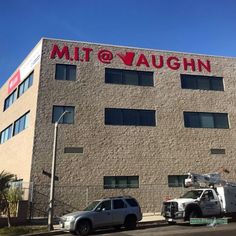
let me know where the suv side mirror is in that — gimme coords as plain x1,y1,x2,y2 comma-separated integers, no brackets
196,197,200,202
95,207,102,212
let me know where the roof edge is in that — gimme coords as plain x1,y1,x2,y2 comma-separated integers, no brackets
41,37,236,60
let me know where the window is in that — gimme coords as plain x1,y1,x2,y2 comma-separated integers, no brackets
181,74,224,91
168,175,188,187
0,124,13,144
184,112,229,129
125,198,139,207
52,106,75,124
55,64,76,81
105,108,156,126
0,112,30,144
96,200,111,211
202,190,215,200
18,72,33,97
4,90,17,111
113,199,127,209
104,176,139,189
13,112,29,136
3,72,33,111
9,180,23,189
105,68,154,86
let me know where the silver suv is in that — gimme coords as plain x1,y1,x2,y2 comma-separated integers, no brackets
59,196,142,236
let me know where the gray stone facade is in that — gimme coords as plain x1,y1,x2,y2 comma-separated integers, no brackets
1,38,236,215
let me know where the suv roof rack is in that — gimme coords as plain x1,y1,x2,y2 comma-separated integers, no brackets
103,195,133,199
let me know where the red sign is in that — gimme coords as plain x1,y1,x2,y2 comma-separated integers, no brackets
8,70,21,94
50,44,211,73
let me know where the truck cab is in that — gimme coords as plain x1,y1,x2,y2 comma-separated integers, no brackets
162,188,222,223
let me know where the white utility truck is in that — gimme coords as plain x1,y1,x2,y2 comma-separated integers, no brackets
162,172,236,223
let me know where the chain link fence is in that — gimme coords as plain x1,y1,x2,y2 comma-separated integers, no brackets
30,183,187,218
0,182,187,219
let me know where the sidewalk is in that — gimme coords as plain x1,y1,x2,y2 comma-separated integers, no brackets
140,212,165,223
24,213,165,235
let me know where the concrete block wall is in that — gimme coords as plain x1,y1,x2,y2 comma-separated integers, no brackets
2,38,236,215
30,39,236,215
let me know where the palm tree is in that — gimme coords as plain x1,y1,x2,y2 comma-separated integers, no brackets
0,170,15,227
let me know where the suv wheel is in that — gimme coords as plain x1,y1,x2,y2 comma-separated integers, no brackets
114,225,122,230
124,215,137,229
75,220,91,236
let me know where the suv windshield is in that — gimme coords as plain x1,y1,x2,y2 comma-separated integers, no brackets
180,190,203,199
83,201,100,211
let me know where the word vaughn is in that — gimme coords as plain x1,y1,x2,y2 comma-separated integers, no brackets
50,44,211,73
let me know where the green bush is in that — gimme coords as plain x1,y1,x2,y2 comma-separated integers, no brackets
7,188,24,217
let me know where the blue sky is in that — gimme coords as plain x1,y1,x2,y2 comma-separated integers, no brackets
1,0,236,88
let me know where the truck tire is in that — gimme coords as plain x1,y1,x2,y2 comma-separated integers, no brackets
167,221,176,225
124,215,137,229
75,220,91,236
189,209,201,219
114,225,122,230
185,204,202,221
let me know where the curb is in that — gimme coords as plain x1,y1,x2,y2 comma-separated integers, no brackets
23,230,64,236
138,220,166,226
24,220,166,236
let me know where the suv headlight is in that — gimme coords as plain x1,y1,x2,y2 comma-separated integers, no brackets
66,216,76,221
178,203,186,211
180,203,186,210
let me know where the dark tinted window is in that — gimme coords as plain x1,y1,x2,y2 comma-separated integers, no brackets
214,113,229,128
4,90,17,111
125,198,139,207
13,112,29,136
104,176,139,189
55,64,76,81
3,72,33,111
96,200,111,211
113,199,126,209
202,190,214,200
105,68,154,86
181,74,224,91
123,109,139,125
0,124,13,144
52,106,75,124
139,71,154,86
168,175,188,187
105,69,122,84
105,108,156,126
18,72,34,97
0,112,30,143
123,70,139,85
184,112,229,129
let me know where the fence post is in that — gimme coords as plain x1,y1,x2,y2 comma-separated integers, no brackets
28,182,34,221
86,186,89,206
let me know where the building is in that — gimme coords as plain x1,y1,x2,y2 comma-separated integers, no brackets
0,38,236,215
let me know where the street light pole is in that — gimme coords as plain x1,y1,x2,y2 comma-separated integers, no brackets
48,110,69,231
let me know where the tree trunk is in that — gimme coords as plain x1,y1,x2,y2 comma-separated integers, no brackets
3,193,11,227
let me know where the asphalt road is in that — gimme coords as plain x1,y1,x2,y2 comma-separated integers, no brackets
59,222,236,236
